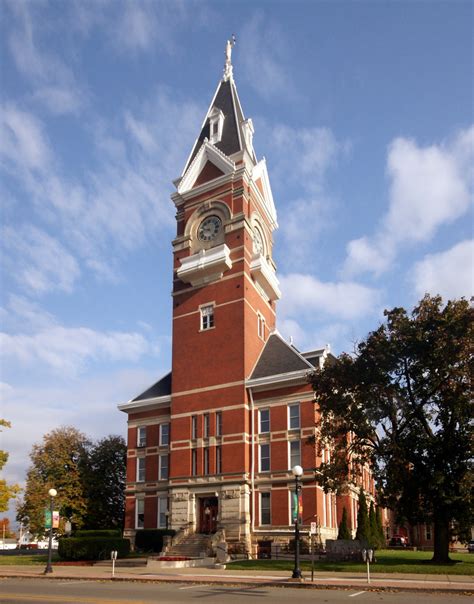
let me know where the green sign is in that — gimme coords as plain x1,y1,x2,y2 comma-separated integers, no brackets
44,509,52,529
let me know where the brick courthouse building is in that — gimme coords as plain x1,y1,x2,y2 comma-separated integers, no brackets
119,42,368,555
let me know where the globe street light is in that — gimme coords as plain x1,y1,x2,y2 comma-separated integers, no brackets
44,488,57,574
291,465,303,580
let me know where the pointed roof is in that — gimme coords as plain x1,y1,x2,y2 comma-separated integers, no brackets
250,333,314,380
131,371,172,402
181,78,254,176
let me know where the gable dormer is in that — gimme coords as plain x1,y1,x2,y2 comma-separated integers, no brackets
208,107,225,145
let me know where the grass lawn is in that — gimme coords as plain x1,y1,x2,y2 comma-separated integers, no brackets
226,550,474,575
0,553,60,566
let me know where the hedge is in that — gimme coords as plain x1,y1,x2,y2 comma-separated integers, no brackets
74,529,122,538
58,537,130,561
135,529,176,553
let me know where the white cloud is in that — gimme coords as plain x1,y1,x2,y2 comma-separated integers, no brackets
411,240,474,301
6,1,85,114
1,225,80,294
279,273,380,321
0,104,52,172
239,13,296,102
125,112,157,152
344,127,473,277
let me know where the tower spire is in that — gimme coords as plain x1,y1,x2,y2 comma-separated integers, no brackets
223,35,236,81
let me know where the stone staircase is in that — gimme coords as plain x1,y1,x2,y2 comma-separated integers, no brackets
165,532,211,558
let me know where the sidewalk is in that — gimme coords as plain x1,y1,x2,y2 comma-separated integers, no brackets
0,563,473,594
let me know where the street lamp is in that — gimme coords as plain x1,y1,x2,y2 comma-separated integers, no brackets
44,488,57,574
291,465,303,579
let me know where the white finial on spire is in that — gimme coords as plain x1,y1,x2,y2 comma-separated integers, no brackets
223,35,236,81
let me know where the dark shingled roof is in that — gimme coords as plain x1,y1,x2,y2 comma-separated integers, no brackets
184,80,242,172
250,334,313,380
132,372,172,402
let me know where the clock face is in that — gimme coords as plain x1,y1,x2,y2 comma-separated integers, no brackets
198,215,222,242
253,227,265,255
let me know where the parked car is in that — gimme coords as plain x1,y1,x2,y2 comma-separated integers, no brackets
389,536,409,547
468,540,474,553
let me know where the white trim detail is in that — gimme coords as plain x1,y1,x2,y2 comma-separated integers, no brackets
251,159,278,228
177,243,232,287
250,254,281,301
177,140,235,195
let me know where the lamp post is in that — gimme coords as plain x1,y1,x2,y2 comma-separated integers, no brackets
291,465,303,579
44,488,57,574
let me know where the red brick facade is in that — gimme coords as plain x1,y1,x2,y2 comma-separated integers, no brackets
119,57,369,555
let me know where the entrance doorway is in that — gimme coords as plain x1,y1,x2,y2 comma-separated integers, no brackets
199,497,218,534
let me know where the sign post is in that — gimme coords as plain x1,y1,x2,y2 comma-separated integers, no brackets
362,548,373,584
310,521,317,581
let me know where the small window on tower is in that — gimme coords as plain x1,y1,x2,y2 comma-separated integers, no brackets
200,305,215,330
257,313,266,340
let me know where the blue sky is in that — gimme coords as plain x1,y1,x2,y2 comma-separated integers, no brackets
1,0,472,523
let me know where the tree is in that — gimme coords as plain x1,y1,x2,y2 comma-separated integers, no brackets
17,426,90,535
83,435,126,529
337,506,351,540
0,420,21,512
355,489,370,543
0,517,15,538
310,295,473,563
368,502,385,549
376,506,386,548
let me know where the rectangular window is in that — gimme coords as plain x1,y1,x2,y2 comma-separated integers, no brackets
216,446,222,474
137,426,146,448
288,403,300,430
425,524,432,541
157,496,168,529
204,413,210,438
191,415,198,439
216,412,222,437
159,454,168,480
259,443,270,472
159,423,169,447
191,449,197,476
204,448,209,475
136,498,145,529
260,492,271,525
259,408,270,433
258,314,266,340
137,457,145,482
200,305,214,330
289,440,301,469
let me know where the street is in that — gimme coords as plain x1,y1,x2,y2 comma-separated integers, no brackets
0,579,472,604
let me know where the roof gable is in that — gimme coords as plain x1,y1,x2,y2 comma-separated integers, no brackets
250,333,313,380
132,371,172,402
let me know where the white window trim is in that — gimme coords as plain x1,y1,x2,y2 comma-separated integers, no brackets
191,415,198,439
216,445,222,474
159,423,169,447
259,408,270,434
216,412,222,437
204,414,210,438
209,107,224,144
260,491,271,526
159,454,168,480
259,443,270,473
135,498,145,529
288,403,300,430
157,496,168,529
200,304,215,331
137,426,146,448
257,312,266,340
136,457,145,482
288,440,301,470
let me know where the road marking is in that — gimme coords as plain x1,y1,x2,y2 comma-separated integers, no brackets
349,591,366,598
179,585,199,590
0,594,149,604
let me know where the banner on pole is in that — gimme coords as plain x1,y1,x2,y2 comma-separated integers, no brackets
44,510,52,529
52,511,60,529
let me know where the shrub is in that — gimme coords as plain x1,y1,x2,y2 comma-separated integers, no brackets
58,537,130,561
134,529,175,553
74,529,122,538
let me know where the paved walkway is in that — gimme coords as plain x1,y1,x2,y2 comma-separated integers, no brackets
0,563,473,594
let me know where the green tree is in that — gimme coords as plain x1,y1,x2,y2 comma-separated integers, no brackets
83,435,126,529
355,489,370,543
310,295,473,562
17,426,90,535
376,506,386,548
0,420,21,512
368,502,384,548
337,506,351,540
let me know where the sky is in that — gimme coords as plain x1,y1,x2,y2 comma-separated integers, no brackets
1,0,472,525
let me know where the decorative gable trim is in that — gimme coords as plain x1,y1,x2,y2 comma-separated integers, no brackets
251,159,278,228
177,141,235,195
